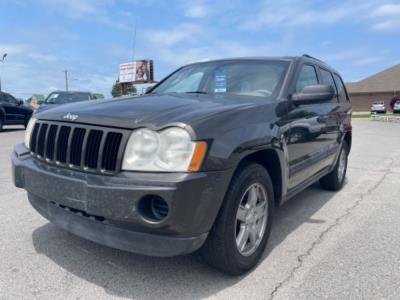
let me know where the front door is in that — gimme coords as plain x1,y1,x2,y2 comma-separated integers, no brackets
286,64,341,189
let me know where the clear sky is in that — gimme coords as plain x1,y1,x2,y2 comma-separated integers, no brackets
0,0,399,98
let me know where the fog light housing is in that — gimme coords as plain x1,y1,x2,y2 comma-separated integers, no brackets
137,195,169,222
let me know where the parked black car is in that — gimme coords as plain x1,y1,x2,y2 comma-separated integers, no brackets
12,55,352,275
35,91,98,113
0,92,33,131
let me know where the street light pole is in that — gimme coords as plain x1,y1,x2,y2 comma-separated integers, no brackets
64,69,69,91
0,53,8,92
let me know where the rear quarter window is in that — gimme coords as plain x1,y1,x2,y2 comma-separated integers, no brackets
320,68,338,102
333,74,349,102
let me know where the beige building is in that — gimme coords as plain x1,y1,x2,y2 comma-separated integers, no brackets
346,64,400,112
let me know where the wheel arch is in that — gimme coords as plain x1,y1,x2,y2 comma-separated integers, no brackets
344,131,352,152
0,106,5,120
233,148,285,207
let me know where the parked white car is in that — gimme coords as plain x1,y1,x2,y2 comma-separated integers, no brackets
394,101,400,114
370,101,387,114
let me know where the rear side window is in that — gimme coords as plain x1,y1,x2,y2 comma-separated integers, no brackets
296,65,318,92
320,69,336,90
333,74,349,102
320,68,338,102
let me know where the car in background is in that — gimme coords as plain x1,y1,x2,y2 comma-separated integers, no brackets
92,93,105,100
370,101,387,114
35,91,98,113
0,92,33,131
393,101,400,114
26,94,46,111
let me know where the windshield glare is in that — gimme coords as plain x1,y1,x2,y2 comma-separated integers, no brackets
151,60,289,98
45,92,90,104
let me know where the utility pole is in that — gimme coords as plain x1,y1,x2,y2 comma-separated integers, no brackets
0,53,7,92
64,69,69,91
131,18,137,64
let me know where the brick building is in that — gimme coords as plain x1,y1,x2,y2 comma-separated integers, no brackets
345,64,400,112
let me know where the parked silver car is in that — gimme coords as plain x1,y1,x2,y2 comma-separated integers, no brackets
393,101,400,114
370,101,387,114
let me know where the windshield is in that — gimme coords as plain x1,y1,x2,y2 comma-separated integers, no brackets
44,92,91,104
151,60,289,99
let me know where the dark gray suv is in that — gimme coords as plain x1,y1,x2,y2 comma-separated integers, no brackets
12,55,352,275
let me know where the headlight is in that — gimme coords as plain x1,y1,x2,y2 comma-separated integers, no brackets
24,117,37,149
122,127,207,172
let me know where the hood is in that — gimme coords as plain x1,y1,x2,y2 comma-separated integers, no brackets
35,93,263,130
36,103,60,113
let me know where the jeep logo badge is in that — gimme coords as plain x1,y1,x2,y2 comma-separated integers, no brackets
63,113,78,121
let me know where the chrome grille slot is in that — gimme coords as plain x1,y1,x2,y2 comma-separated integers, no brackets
36,123,48,157
30,123,40,152
84,130,103,169
56,126,71,163
69,128,86,166
45,125,58,161
101,132,123,171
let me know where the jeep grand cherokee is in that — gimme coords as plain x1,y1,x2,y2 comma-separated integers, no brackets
12,55,352,275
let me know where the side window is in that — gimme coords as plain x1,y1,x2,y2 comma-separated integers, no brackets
320,68,338,102
333,74,349,102
5,94,17,104
296,65,318,92
320,69,336,90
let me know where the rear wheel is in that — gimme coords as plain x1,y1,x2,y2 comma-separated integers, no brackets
200,163,274,275
0,117,3,132
320,141,349,191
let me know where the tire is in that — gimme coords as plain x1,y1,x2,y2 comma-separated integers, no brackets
24,115,32,129
319,141,349,191
0,117,3,132
200,163,274,275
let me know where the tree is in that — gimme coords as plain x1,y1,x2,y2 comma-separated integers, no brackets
125,84,137,96
111,81,137,97
111,81,123,97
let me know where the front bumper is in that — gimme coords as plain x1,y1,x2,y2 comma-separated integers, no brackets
12,144,232,257
370,108,386,113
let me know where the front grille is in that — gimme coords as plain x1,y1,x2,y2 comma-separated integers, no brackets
30,121,129,174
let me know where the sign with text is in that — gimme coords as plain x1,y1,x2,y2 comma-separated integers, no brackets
119,60,154,83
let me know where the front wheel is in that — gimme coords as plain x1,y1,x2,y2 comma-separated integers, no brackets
320,141,349,191
24,116,31,129
200,163,274,275
0,118,3,132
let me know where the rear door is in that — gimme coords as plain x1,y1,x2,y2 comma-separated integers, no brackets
332,73,352,140
2,93,25,123
286,63,340,189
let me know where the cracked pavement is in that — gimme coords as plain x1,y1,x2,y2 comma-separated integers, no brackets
1,120,400,300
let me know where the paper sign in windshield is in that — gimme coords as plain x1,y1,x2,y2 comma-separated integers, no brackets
214,68,227,93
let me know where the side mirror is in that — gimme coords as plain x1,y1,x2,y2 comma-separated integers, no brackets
145,86,153,94
291,84,335,104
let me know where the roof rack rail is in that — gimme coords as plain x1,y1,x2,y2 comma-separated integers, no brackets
302,54,323,62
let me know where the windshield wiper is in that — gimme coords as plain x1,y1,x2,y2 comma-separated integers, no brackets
184,91,208,94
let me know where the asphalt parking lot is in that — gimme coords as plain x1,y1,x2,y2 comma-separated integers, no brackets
1,120,400,300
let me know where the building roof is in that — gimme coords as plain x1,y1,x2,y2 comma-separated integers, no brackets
346,64,400,94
